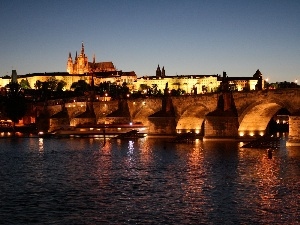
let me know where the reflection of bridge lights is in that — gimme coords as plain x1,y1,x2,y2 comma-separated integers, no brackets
39,138,44,152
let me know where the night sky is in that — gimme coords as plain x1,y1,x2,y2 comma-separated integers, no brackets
0,0,299,82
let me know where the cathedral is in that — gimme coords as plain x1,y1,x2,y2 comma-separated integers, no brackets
67,42,116,74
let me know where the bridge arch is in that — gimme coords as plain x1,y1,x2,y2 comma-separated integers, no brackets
128,99,162,126
238,99,291,137
176,104,210,134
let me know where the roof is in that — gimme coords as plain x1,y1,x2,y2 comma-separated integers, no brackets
139,74,220,80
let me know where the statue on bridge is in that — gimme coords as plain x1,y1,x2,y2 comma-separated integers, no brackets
164,82,169,96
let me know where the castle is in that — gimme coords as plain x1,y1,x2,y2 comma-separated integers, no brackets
67,42,116,74
0,43,136,90
0,43,264,94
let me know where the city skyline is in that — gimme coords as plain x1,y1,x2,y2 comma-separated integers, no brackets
0,0,299,82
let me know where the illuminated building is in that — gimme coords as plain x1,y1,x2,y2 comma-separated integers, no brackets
67,42,116,74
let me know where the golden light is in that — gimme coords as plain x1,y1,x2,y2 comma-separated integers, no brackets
239,131,244,136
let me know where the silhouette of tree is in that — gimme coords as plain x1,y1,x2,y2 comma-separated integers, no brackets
57,80,67,92
47,76,58,91
35,80,42,89
71,80,90,95
4,82,27,130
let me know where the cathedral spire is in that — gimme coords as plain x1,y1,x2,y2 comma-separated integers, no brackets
93,54,95,64
81,42,84,55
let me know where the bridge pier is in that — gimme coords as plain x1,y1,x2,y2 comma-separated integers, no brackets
204,115,239,139
203,89,239,139
148,117,177,135
287,113,300,146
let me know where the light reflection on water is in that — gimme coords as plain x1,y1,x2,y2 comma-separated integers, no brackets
0,138,299,224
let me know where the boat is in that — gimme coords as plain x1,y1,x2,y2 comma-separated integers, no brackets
113,130,146,139
51,123,148,138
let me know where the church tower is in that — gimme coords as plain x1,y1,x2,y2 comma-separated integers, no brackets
77,42,89,74
156,64,161,78
162,66,165,77
67,52,73,74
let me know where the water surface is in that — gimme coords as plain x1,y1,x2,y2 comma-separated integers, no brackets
0,138,299,224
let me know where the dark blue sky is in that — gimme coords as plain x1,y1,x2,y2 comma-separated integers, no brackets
0,0,299,81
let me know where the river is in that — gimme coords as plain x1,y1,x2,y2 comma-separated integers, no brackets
0,137,299,224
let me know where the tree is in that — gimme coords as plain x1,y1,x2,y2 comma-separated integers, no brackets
47,76,58,91
34,80,42,90
19,79,31,89
121,82,130,98
57,80,67,92
139,84,149,94
4,82,27,128
71,80,90,95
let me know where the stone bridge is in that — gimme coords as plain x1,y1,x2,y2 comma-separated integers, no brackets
39,89,300,145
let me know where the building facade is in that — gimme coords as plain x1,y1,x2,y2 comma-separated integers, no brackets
134,65,221,94
134,66,264,94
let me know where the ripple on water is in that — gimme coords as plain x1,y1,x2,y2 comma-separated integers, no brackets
0,138,299,224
